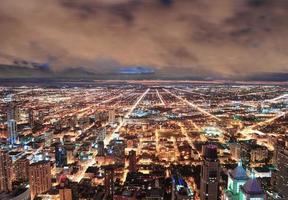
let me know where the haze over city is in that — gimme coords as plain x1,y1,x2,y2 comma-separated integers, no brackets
0,0,288,80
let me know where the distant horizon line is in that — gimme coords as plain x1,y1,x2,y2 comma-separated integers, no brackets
0,78,287,85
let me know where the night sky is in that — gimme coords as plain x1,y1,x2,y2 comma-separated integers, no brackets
0,0,288,79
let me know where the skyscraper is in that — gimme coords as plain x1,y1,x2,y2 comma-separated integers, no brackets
28,108,35,129
200,144,220,200
55,144,67,168
128,150,137,173
29,160,52,199
44,131,53,147
104,165,114,199
6,102,19,122
66,145,75,164
230,143,241,161
14,156,30,182
273,142,288,198
97,141,105,156
0,150,12,192
7,119,17,145
97,127,106,141
59,175,73,200
59,186,73,200
108,110,115,124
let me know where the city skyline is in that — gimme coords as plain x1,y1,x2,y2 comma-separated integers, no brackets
0,82,287,199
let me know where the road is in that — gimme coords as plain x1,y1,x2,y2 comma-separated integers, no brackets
164,89,221,121
104,88,150,146
251,111,287,129
265,93,288,103
156,89,165,106
174,87,207,97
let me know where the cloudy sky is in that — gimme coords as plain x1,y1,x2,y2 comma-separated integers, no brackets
0,0,288,79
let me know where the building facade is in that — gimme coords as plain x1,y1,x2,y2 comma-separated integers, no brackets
0,150,12,192
200,144,220,200
14,156,29,182
29,161,52,199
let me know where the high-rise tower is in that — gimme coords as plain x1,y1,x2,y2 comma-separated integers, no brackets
14,156,30,182
272,141,288,198
128,150,137,173
0,150,12,192
29,160,52,199
200,144,220,200
7,119,17,145
55,144,67,168
104,165,114,199
108,110,115,124
97,141,105,156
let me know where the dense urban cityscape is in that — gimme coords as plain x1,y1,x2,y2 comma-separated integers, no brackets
1,0,288,199
0,81,287,200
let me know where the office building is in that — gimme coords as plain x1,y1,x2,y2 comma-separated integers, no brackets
55,145,67,168
0,150,12,192
44,131,53,147
230,143,241,161
104,165,114,199
14,156,29,182
59,175,73,200
66,145,75,164
28,108,34,128
109,110,115,124
97,127,106,141
200,144,220,200
128,150,137,173
6,103,19,122
60,187,72,200
29,160,52,199
97,141,105,156
109,139,125,164
273,143,288,198
7,119,17,145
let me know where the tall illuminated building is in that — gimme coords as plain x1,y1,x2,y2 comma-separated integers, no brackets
6,102,19,122
55,144,67,168
59,175,73,200
14,156,30,182
6,99,19,146
0,150,12,192
66,145,75,164
230,143,241,161
44,131,53,147
97,141,105,156
29,160,52,199
108,110,115,124
272,142,288,198
109,139,125,164
200,144,220,200
28,108,34,128
104,165,114,199
97,127,106,141
59,186,72,200
224,161,249,200
7,119,17,145
128,150,137,173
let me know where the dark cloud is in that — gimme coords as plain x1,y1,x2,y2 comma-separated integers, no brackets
0,0,287,79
